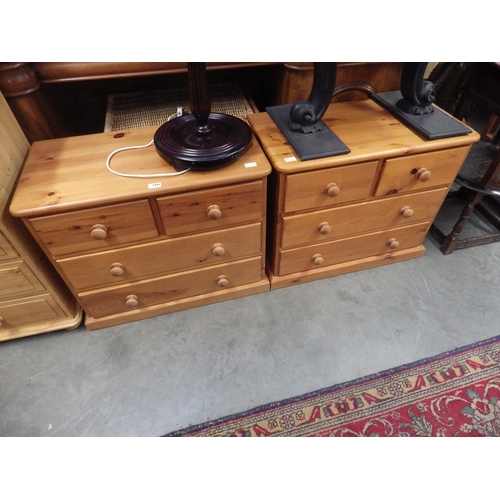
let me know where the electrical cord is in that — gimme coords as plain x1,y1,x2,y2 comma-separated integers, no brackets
105,109,190,178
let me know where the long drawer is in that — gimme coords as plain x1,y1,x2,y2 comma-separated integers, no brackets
281,187,448,248
79,256,263,318
374,146,470,197
29,200,159,257
284,161,379,213
278,222,430,275
58,223,262,291
0,294,68,332
0,259,46,300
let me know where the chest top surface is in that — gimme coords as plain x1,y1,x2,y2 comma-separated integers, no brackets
10,123,271,218
247,99,479,174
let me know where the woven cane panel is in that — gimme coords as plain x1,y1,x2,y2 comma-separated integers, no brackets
105,82,256,132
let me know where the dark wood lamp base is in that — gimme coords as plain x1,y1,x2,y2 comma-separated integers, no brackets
154,112,252,169
154,62,252,170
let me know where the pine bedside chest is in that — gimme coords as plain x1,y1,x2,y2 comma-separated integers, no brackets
247,99,479,289
9,125,271,330
1,93,82,341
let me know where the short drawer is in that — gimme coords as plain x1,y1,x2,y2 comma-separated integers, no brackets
278,221,430,276
374,146,471,197
29,200,159,257
281,187,448,248
0,294,67,331
0,232,19,261
0,259,45,300
79,256,263,318
58,223,263,291
157,180,264,237
284,161,379,213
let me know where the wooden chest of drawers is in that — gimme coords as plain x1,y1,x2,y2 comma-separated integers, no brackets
0,94,82,341
10,125,271,330
247,99,480,289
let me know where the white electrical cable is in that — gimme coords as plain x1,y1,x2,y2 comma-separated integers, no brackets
105,110,190,178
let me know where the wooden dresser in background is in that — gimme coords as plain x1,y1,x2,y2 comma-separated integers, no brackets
0,62,404,143
247,99,480,289
9,125,271,330
0,93,82,341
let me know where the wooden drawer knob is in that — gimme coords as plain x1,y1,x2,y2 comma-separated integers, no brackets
0,316,3,328
212,243,225,256
90,223,108,240
207,205,222,220
125,295,139,307
318,222,331,235
324,183,340,197
216,275,229,287
312,254,324,266
387,238,400,250
109,263,125,276
400,206,414,219
415,168,431,182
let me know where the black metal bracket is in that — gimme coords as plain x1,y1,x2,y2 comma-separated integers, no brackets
398,62,436,115
371,62,472,140
266,62,350,161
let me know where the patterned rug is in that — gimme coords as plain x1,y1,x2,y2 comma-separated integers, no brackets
164,335,500,437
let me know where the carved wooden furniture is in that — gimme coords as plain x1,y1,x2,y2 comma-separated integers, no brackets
0,93,82,341
0,62,278,143
247,98,479,289
276,62,404,105
0,63,404,143
9,123,271,330
430,143,500,254
429,62,500,254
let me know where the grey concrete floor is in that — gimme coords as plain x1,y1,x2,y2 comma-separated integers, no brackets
3,103,499,438
1,223,500,436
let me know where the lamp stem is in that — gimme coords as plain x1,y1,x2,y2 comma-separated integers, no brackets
187,62,211,134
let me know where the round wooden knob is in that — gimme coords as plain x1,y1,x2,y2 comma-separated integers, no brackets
109,263,125,276
324,183,340,197
207,205,222,220
90,223,108,240
415,168,431,182
400,206,414,219
312,254,324,266
212,243,225,256
125,295,139,307
318,222,331,235
0,316,3,328
216,275,229,287
387,238,400,250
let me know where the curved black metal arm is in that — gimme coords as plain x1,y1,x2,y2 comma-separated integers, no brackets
288,63,337,133
397,62,436,115
265,62,349,159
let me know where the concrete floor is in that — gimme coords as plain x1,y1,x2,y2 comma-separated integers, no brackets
2,102,499,437
1,222,500,436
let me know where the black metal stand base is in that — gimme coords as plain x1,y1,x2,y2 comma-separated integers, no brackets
371,91,472,140
266,104,350,161
154,113,253,169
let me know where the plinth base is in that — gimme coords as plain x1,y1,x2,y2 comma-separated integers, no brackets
371,91,472,140
266,104,350,161
154,113,253,169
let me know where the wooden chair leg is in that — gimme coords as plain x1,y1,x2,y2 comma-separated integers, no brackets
440,192,484,255
481,115,500,141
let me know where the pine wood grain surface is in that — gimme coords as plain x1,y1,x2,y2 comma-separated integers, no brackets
10,125,271,218
247,100,480,174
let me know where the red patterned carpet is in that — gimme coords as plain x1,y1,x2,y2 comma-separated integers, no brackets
164,335,500,437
